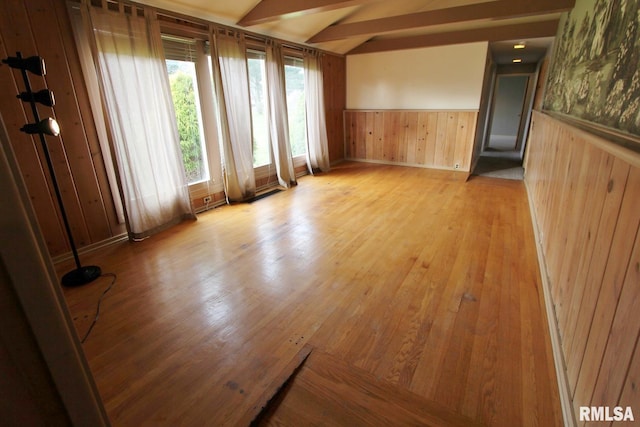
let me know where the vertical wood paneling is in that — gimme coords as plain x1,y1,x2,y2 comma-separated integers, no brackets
344,110,478,171
382,112,396,163
525,111,640,426
455,112,475,170
405,112,418,165
553,145,593,337
51,0,122,236
589,224,640,418
434,112,448,167
365,112,374,161
566,157,627,392
0,0,124,257
415,113,428,165
26,0,112,247
373,111,384,161
573,167,639,424
354,111,366,159
322,53,345,164
618,338,640,412
561,151,616,383
424,114,438,167
443,112,457,167
345,111,355,159
396,111,408,163
0,0,69,255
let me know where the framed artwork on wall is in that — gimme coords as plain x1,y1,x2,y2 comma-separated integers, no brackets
544,0,640,143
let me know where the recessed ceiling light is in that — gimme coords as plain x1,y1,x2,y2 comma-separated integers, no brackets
513,58,522,63
514,43,526,49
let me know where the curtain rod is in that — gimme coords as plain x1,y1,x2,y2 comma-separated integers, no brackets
76,0,340,56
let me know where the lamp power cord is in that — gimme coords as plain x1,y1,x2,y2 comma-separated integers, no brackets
80,272,117,344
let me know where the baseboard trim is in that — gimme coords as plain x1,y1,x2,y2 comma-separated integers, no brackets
52,233,129,265
344,157,470,173
524,180,577,427
330,158,346,167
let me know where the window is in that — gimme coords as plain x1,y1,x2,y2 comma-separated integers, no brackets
284,56,307,158
247,50,270,168
163,36,209,184
162,38,308,192
166,59,208,183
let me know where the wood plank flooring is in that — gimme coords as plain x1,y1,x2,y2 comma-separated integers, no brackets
60,162,561,426
256,348,483,427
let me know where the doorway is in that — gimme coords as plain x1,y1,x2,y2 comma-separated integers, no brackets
470,38,554,180
486,74,529,154
473,66,539,180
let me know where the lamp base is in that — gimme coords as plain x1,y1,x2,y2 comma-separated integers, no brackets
62,265,101,287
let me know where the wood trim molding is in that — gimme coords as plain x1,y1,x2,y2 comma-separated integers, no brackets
543,111,640,164
348,19,560,55
238,0,372,27
51,233,128,264
309,0,574,43
345,109,479,113
344,157,471,178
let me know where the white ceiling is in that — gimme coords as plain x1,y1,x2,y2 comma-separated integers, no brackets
490,37,555,65
136,0,571,60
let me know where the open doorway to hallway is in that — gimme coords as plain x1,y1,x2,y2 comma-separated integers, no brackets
486,74,529,155
472,38,554,181
478,73,530,180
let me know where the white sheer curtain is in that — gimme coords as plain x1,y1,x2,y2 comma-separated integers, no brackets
77,2,195,238
194,40,223,186
265,41,296,188
68,3,125,224
209,28,256,202
304,51,331,173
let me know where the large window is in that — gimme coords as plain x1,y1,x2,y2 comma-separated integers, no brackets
162,38,309,191
248,51,307,170
247,50,270,168
284,57,306,158
163,36,209,184
166,59,208,183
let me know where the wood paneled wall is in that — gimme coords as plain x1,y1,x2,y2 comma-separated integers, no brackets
344,110,477,172
0,0,125,257
0,0,347,257
525,111,640,425
323,54,346,164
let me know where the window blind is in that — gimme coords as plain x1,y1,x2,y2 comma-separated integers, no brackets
161,35,197,62
284,56,303,68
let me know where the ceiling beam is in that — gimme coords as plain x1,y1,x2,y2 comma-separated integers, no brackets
238,0,373,27
308,0,573,43
347,19,560,55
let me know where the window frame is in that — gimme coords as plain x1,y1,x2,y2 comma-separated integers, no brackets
283,53,307,170
246,48,274,180
160,30,224,202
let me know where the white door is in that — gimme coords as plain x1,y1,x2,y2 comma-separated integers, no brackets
487,75,529,152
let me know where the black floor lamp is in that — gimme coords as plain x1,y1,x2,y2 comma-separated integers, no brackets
3,52,101,287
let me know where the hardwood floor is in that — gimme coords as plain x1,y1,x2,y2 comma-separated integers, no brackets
60,162,562,426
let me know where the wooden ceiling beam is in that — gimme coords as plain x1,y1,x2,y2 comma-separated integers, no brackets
308,0,574,43
348,19,560,55
238,0,372,27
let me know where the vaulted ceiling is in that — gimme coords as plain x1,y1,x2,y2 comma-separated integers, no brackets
137,0,574,58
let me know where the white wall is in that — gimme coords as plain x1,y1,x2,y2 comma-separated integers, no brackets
347,42,488,110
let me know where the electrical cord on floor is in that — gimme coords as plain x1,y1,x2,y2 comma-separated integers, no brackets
81,272,117,344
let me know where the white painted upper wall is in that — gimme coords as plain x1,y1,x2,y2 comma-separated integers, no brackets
346,42,489,110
